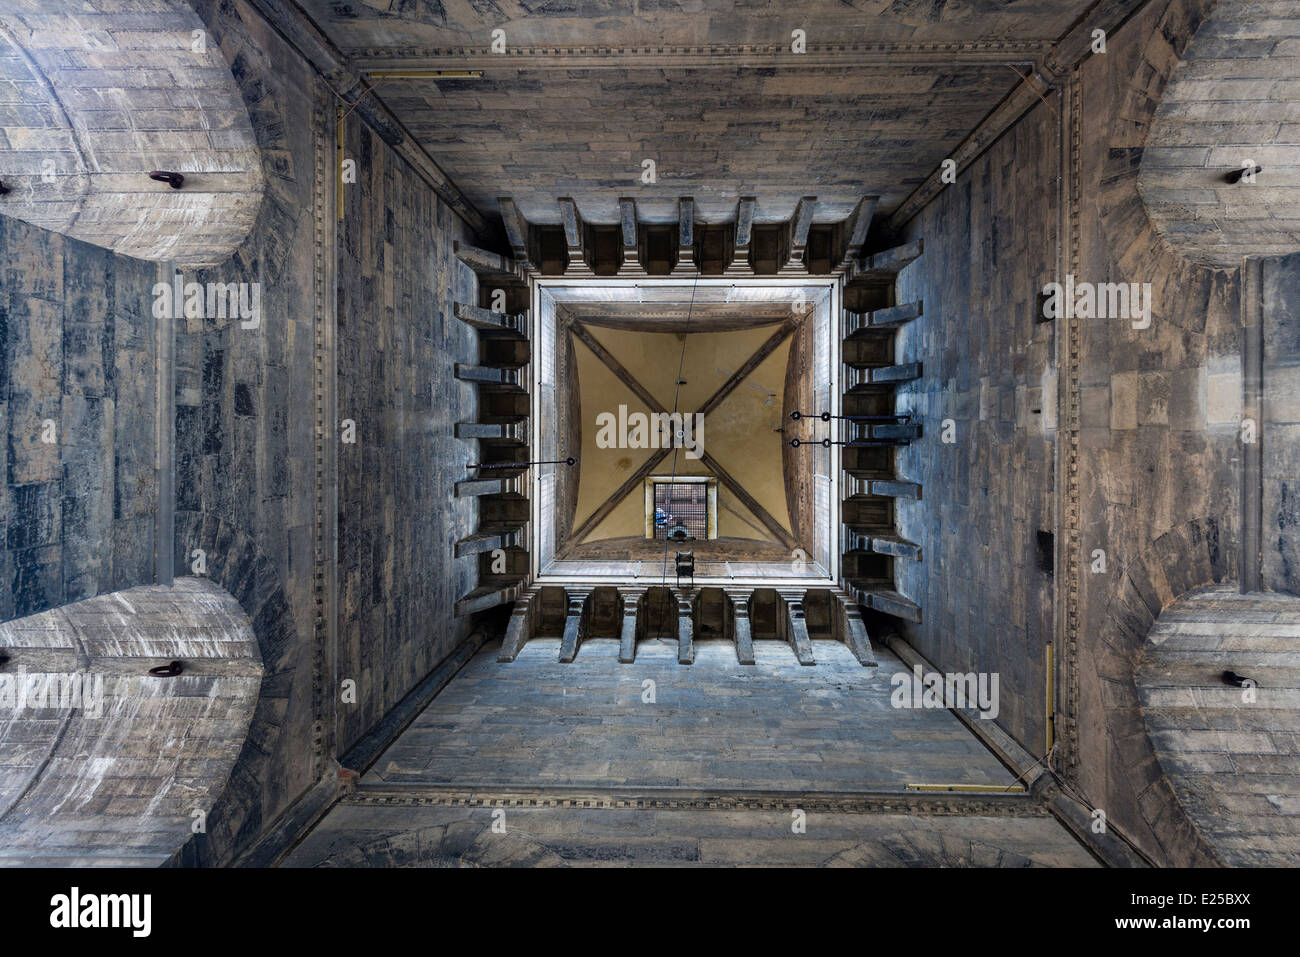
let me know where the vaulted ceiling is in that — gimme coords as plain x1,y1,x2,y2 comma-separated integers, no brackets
571,322,793,543
298,0,1093,225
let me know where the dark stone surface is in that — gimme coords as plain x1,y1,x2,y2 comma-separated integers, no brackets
0,216,157,620
1074,0,1249,866
334,118,480,753
894,98,1059,753
1263,251,1300,596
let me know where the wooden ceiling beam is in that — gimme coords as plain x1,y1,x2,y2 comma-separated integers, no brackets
698,320,795,417
568,321,664,414
569,446,672,543
700,451,797,550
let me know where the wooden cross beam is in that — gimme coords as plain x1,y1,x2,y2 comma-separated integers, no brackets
700,450,797,550
568,445,672,543
568,321,663,413
697,321,795,418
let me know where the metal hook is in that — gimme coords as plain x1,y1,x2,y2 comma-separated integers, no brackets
148,171,185,189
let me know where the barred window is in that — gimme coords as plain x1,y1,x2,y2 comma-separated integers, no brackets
645,476,718,541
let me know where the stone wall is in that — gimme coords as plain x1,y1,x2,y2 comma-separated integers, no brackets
0,579,261,866
3,0,486,864
1138,0,1300,267
0,0,265,265
0,216,157,623
1262,251,1300,595
894,97,1060,753
334,117,480,753
1135,584,1300,867
167,0,320,863
892,0,1293,866
373,63,1023,226
1073,0,1246,866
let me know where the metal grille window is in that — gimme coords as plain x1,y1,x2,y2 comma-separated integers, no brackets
645,476,717,541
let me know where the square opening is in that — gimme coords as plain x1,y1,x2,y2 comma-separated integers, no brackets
647,476,717,541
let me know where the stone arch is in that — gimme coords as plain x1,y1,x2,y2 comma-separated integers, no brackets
186,0,318,286
0,577,261,865
1096,0,1234,333
1136,583,1300,866
166,510,304,866
0,0,264,265
1138,0,1300,267
1092,516,1235,866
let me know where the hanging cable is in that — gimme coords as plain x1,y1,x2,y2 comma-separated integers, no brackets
655,273,701,630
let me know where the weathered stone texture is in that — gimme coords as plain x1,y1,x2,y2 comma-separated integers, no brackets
1136,585,1300,867
299,0,1086,50
285,801,1097,868
168,0,320,865
1074,0,1250,866
0,215,157,622
334,117,479,754
0,579,261,866
894,97,1060,753
373,64,1023,226
0,0,265,265
1139,0,1300,267
1262,251,1300,595
362,639,1013,791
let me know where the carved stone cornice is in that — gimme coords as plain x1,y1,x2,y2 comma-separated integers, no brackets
348,40,1052,73
345,785,1050,818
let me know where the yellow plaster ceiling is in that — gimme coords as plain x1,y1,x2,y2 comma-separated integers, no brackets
571,321,792,543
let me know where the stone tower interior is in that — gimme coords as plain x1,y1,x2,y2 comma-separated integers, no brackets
0,0,1298,880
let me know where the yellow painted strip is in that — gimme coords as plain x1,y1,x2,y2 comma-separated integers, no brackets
335,105,344,223
1046,642,1055,754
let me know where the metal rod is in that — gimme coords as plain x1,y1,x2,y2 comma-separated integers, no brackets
366,70,484,79
467,457,576,470
789,438,908,448
790,410,911,422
